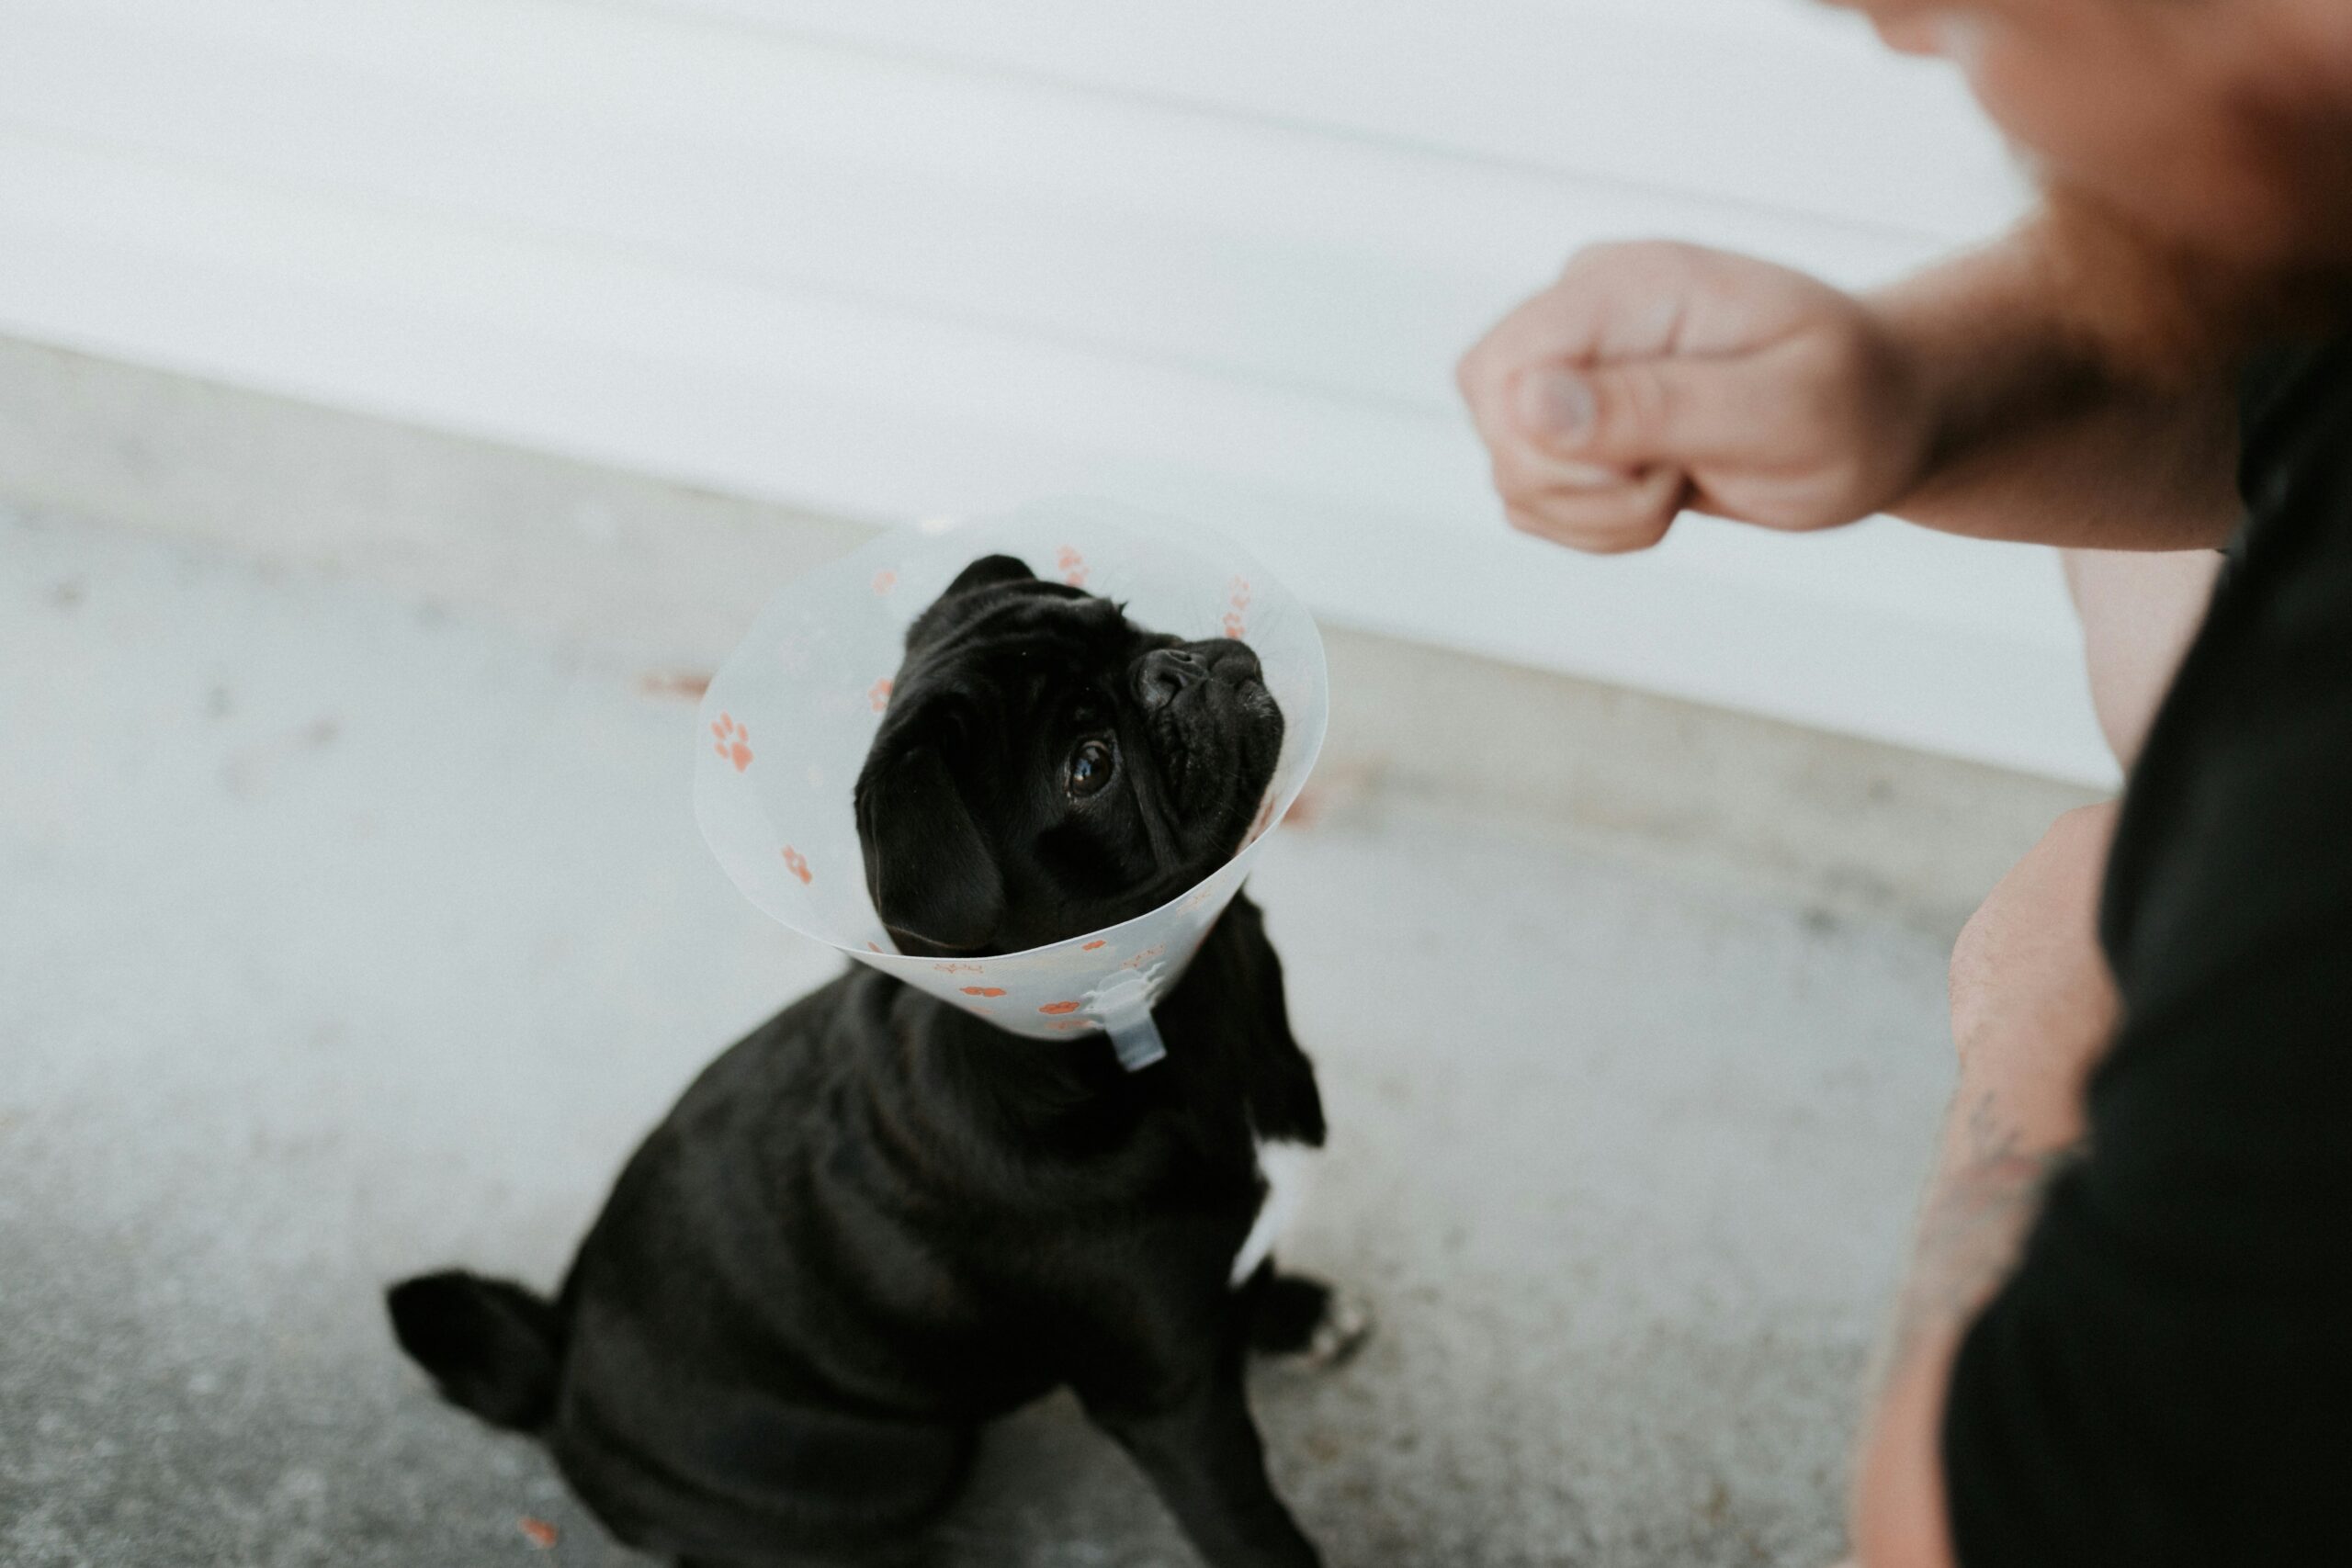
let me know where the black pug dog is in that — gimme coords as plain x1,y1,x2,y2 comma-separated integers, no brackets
387,555,1359,1568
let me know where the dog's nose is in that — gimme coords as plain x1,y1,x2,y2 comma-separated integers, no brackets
1136,648,1207,712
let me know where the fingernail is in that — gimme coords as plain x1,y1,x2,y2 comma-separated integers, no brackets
1514,370,1594,446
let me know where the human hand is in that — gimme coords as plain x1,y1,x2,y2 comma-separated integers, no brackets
1455,242,1939,553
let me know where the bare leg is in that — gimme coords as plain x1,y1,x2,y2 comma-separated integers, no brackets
2061,547,2222,770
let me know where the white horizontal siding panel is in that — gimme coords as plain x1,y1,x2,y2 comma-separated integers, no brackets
0,130,2108,783
646,0,2031,242
0,0,1943,418
0,0,2107,782
0,136,1460,523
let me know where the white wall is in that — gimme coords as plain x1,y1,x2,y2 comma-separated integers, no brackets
0,0,2114,782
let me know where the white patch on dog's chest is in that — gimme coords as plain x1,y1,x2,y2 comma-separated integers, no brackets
1228,1140,1315,1287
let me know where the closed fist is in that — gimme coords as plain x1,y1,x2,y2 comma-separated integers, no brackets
1456,242,1939,553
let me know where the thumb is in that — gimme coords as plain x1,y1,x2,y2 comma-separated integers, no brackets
1511,358,1747,468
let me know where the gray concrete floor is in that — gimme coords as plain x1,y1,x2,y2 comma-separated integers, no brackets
2,503,1964,1567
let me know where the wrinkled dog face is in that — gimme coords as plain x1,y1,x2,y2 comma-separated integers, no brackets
854,555,1284,956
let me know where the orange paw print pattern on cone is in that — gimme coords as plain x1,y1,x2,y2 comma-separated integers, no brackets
871,568,899,596
1056,545,1088,588
780,846,812,884
711,713,753,772
1222,575,1252,639
868,677,893,713
1039,999,1083,1015
961,986,1007,997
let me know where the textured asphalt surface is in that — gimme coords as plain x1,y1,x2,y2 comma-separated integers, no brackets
1,507,1958,1567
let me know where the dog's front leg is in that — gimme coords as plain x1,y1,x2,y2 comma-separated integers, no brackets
1083,1360,1320,1568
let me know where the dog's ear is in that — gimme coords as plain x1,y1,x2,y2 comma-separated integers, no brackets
855,741,1005,953
906,555,1036,654
944,554,1035,597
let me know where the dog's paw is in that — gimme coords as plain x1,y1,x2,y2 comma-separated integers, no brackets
1251,1272,1373,1371
1300,1288,1374,1370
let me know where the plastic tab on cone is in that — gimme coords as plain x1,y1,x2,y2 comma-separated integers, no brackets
1089,974,1169,1072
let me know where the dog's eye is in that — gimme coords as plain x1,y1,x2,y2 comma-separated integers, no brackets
1066,738,1114,798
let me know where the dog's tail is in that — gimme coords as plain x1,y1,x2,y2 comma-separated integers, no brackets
386,1269,566,1433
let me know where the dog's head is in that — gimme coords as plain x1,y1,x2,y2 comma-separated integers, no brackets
853,555,1284,957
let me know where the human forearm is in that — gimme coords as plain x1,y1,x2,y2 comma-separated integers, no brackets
1460,220,2241,554
1870,222,2242,550
1847,1050,2086,1568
